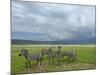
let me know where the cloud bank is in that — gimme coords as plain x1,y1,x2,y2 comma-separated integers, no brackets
12,1,96,41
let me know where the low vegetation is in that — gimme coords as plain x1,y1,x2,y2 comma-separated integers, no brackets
11,45,96,74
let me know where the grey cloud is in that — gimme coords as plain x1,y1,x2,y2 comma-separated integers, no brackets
12,1,96,41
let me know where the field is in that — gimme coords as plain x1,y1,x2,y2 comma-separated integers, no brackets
11,45,96,75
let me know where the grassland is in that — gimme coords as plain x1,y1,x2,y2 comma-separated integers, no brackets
11,45,96,74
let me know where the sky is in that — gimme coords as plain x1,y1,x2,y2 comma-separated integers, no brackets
12,1,96,41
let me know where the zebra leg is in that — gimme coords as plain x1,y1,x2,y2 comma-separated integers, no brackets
48,56,51,64
58,56,61,65
52,57,55,64
61,55,64,61
41,53,44,57
28,61,31,68
71,56,74,62
48,56,51,61
68,56,71,62
72,55,77,62
35,59,39,66
40,57,43,65
25,61,28,68
57,58,60,65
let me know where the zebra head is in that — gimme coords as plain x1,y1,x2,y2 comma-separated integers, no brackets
48,47,53,52
58,46,61,50
19,49,29,57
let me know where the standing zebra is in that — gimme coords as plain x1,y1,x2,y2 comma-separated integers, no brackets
48,46,62,64
41,46,61,64
19,49,43,68
48,51,61,64
61,49,77,61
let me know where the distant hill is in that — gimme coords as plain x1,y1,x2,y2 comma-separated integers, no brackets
11,38,96,45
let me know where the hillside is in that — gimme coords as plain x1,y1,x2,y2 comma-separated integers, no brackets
11,38,96,45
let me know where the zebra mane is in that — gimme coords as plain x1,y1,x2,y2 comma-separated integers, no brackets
22,49,29,54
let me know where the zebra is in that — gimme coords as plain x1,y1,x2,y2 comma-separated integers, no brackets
41,46,61,64
48,50,61,64
56,46,77,62
19,49,43,68
61,49,77,61
41,47,53,62
41,47,53,60
47,46,62,64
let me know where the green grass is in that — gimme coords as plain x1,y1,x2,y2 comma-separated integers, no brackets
11,45,96,74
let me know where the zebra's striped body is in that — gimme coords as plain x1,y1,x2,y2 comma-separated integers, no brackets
41,47,52,57
41,47,61,64
55,46,76,61
61,50,77,61
48,50,61,64
19,49,43,68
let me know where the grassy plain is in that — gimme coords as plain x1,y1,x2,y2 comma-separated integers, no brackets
11,45,96,74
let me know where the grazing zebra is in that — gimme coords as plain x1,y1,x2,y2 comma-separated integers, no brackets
61,49,77,61
19,49,43,68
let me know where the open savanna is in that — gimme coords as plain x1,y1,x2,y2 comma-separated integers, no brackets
11,45,96,74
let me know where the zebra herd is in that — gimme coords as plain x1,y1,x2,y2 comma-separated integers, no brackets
19,46,77,68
